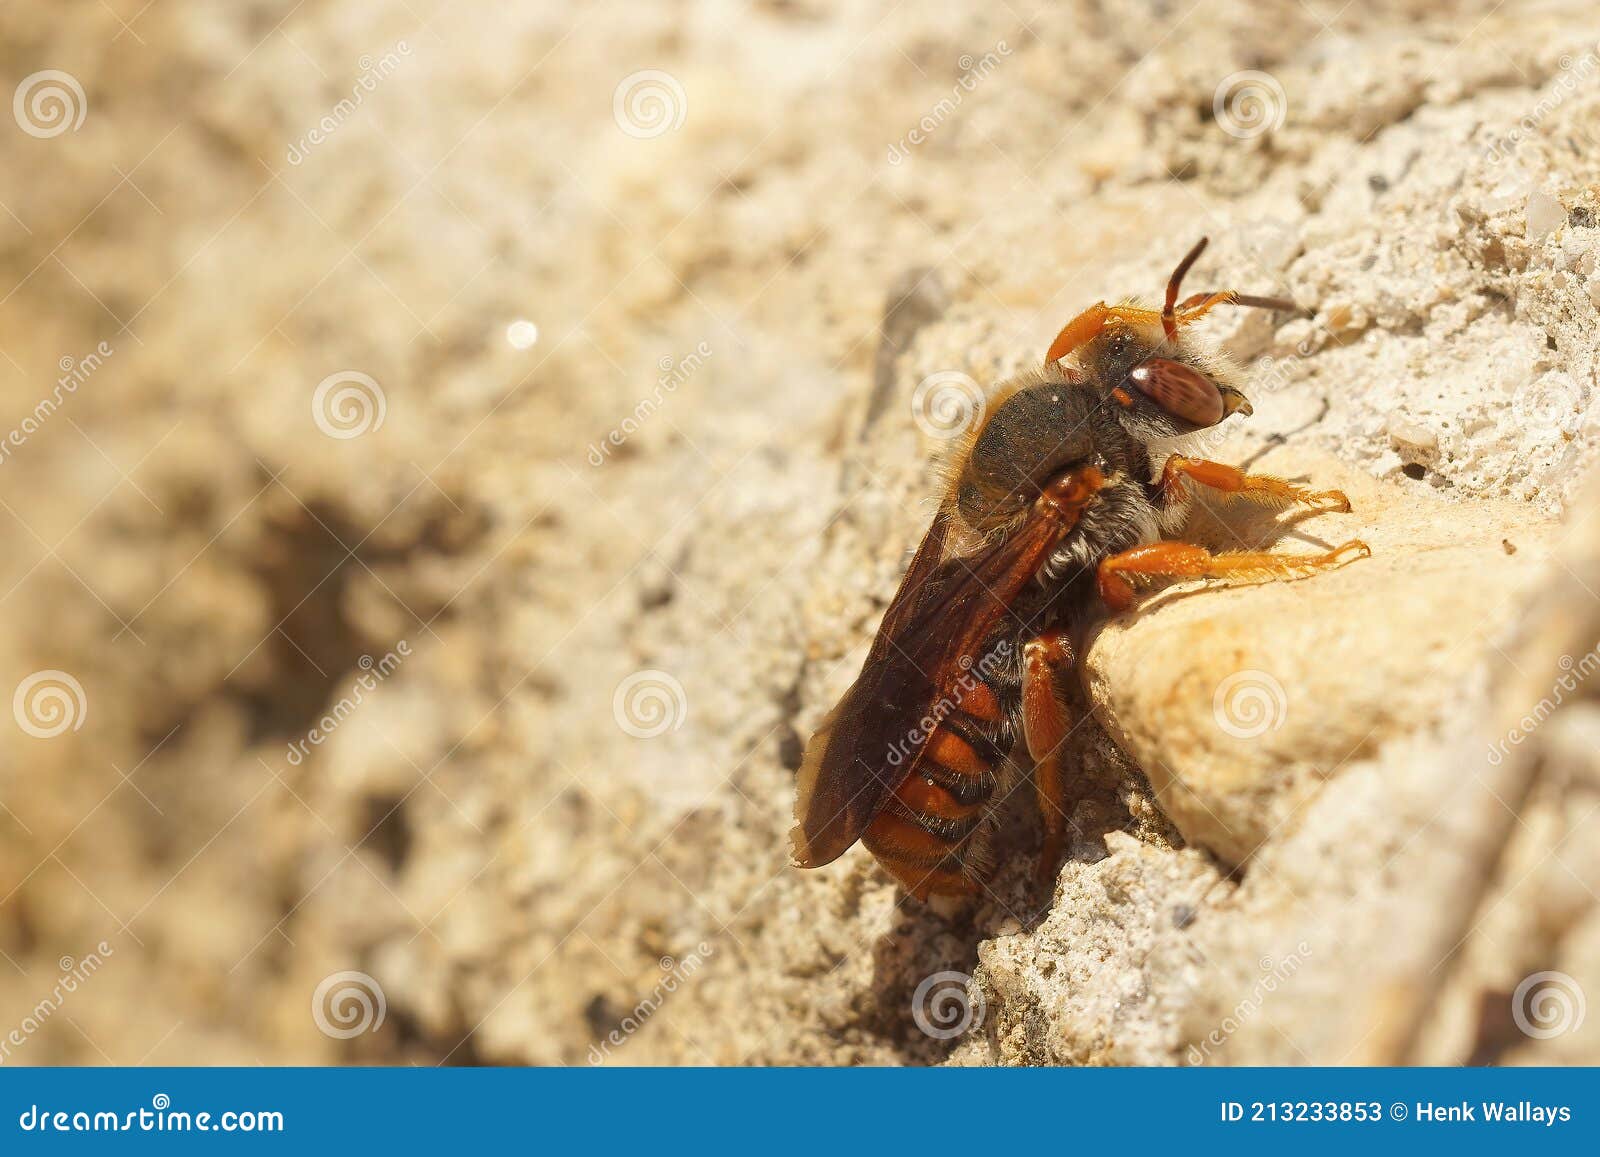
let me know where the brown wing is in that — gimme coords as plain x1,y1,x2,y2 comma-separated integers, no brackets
791,480,1092,869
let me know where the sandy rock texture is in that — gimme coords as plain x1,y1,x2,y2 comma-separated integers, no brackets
1085,450,1556,866
1,0,1599,1067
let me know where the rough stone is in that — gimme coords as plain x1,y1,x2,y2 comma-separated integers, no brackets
1083,449,1557,865
3,0,1599,1069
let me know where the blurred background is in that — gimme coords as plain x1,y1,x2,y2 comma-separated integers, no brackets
1,0,1598,1066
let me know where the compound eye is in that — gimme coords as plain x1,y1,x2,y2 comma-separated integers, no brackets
1125,357,1224,426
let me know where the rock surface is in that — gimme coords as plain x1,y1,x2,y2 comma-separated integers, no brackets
1,1,1598,1068
1084,448,1557,865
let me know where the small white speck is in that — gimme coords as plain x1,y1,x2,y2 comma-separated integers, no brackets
506,319,539,350
1526,191,1564,242
1050,393,1060,402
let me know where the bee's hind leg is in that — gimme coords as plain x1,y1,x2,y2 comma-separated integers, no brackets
1022,631,1080,885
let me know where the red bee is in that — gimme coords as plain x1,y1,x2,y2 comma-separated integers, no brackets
791,239,1369,899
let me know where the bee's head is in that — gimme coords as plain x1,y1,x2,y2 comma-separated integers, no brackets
1080,319,1253,445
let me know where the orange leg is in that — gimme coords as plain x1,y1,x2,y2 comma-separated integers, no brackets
1044,302,1167,366
1172,291,1238,327
1045,238,1307,363
1174,290,1302,323
1096,539,1370,612
1157,455,1351,513
1022,631,1077,884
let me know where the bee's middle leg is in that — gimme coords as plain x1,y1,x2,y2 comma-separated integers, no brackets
1022,630,1079,884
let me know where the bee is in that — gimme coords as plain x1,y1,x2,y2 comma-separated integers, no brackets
791,238,1370,900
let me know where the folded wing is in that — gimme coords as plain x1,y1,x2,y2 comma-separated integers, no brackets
791,501,1080,868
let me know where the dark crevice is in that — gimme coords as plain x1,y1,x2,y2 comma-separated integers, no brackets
359,794,413,874
232,490,489,744
239,501,370,741
1464,987,1521,1066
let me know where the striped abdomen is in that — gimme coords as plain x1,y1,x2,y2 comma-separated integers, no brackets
860,676,1010,898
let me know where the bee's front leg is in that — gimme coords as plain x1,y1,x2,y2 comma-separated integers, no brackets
1157,455,1351,513
1022,631,1078,885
